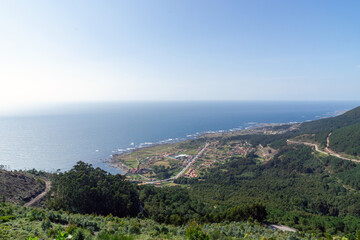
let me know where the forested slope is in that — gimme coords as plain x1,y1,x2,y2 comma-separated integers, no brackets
299,106,360,146
329,122,360,156
182,145,360,235
300,106,360,133
48,162,140,217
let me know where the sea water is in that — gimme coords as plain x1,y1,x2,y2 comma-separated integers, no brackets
0,101,358,173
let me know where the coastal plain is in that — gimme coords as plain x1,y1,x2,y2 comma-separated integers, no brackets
112,124,286,183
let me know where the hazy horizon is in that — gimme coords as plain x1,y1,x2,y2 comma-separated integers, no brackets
1,100,360,117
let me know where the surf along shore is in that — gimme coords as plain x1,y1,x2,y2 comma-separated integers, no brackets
107,122,298,180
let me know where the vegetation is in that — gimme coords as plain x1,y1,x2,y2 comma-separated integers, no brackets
152,165,175,180
180,145,360,236
45,144,360,237
48,162,268,226
0,202,311,240
140,184,267,225
299,106,360,146
48,162,139,217
329,123,360,156
300,106,360,133
0,169,45,204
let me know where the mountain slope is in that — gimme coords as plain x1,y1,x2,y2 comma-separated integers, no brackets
299,106,360,146
329,122,360,156
187,145,360,235
300,106,360,133
0,170,45,204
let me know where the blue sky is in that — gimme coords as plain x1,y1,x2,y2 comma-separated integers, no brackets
0,0,359,112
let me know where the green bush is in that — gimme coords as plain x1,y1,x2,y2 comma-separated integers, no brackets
41,218,52,231
0,215,15,223
186,221,209,240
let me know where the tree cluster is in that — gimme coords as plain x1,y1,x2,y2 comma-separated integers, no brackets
48,161,139,217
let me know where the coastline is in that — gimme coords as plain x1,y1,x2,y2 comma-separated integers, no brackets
107,121,297,173
103,106,348,175
107,105,348,174
1,102,353,173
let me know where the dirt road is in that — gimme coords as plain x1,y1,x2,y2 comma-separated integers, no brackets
269,224,296,232
287,134,360,163
24,179,51,207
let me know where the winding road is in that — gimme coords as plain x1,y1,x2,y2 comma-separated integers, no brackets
287,133,360,163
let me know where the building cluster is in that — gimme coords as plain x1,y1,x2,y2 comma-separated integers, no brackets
205,141,253,162
185,168,198,178
179,141,255,179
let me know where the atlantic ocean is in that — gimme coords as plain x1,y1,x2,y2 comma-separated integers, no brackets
0,101,358,173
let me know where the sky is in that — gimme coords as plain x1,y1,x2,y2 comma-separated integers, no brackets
0,0,360,113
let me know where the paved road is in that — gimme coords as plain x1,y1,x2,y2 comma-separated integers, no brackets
24,179,51,207
146,143,209,184
287,135,360,163
172,142,209,179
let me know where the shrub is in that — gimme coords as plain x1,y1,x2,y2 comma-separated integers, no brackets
41,218,52,231
186,221,209,240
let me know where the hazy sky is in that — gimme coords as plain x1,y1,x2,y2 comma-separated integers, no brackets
1,0,360,112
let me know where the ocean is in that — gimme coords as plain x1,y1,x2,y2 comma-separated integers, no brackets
0,101,358,174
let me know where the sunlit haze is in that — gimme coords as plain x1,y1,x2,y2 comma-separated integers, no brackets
1,0,360,114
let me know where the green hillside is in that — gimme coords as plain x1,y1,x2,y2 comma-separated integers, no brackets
182,145,360,235
297,106,360,156
299,106,360,146
300,106,360,133
329,122,360,156
0,203,312,240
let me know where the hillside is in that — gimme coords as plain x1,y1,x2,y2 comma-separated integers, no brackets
0,162,315,239
294,106,360,158
300,106,360,133
0,170,45,204
0,203,312,240
299,106,360,146
183,145,360,235
329,122,360,156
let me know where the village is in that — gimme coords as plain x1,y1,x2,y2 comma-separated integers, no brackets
113,126,280,184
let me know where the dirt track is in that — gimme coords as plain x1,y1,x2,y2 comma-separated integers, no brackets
287,133,360,163
24,179,51,207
